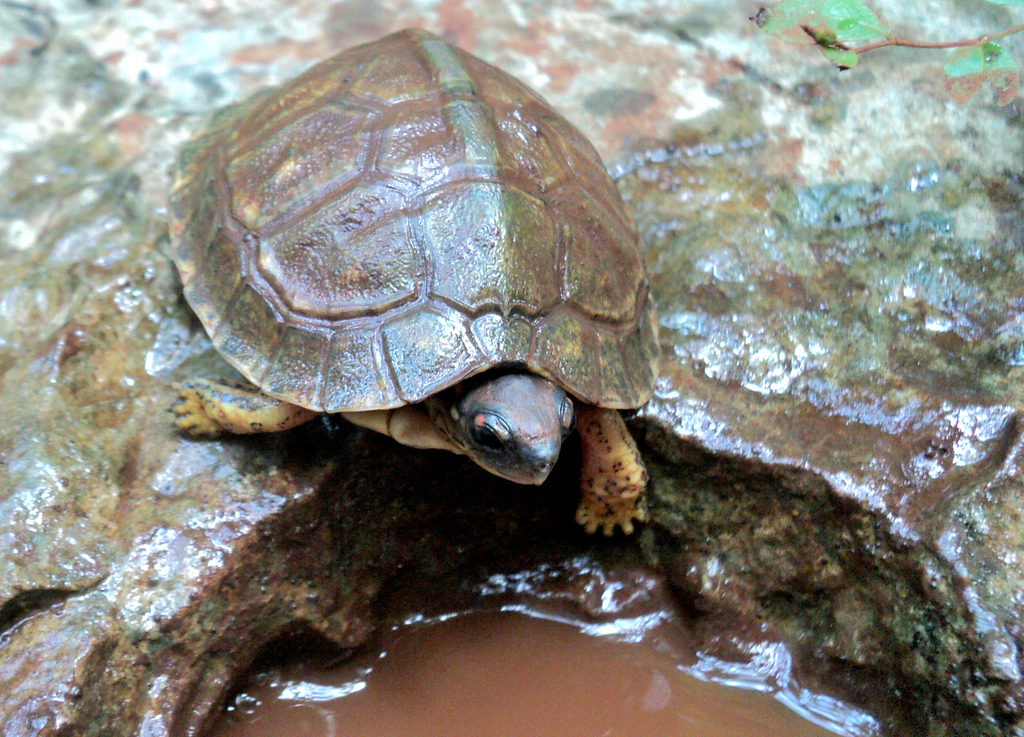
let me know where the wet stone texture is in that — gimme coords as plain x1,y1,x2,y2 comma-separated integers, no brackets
622,134,1024,734
0,1,1022,736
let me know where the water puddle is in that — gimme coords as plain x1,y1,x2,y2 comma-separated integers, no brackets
213,608,865,737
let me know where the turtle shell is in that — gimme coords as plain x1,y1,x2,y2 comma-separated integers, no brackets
170,28,658,413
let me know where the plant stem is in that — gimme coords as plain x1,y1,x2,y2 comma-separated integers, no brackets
828,22,1024,54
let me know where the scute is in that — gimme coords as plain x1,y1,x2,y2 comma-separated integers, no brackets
346,32,442,105
471,313,532,365
257,182,420,318
322,328,395,411
533,312,600,406
170,28,657,413
539,110,626,224
597,328,639,407
227,101,376,231
181,228,242,332
375,102,457,182
263,327,329,409
597,292,658,408
224,56,363,160
170,176,218,287
443,99,501,167
381,306,481,403
212,284,285,384
458,51,549,109
493,104,568,194
557,187,643,322
422,181,559,315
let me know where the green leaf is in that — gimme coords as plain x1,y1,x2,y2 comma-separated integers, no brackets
821,47,859,69
757,0,891,47
982,0,1024,5
944,42,1020,105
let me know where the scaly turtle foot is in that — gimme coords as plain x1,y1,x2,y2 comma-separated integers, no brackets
172,378,317,436
172,379,228,437
575,404,649,536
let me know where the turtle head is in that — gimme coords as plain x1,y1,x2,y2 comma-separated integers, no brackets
443,373,576,485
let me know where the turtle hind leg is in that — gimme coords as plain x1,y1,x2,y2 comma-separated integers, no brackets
172,378,318,437
575,404,649,536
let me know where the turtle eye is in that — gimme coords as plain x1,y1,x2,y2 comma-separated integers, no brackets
471,414,512,450
559,397,576,435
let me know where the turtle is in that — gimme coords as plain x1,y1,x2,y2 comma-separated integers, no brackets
169,28,659,535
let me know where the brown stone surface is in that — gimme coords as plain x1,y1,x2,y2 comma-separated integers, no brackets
620,129,1024,735
1,1,1022,736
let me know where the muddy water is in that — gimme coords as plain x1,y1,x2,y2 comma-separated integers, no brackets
213,611,846,737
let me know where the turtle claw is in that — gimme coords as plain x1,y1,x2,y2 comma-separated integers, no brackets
575,490,648,536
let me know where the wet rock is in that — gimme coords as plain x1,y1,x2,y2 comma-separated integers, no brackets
1,2,1022,737
622,143,1024,734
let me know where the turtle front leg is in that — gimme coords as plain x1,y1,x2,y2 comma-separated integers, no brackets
575,404,649,536
341,405,461,453
172,378,318,437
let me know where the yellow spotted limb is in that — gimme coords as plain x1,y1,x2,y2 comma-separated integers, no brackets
575,404,649,536
172,378,318,437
